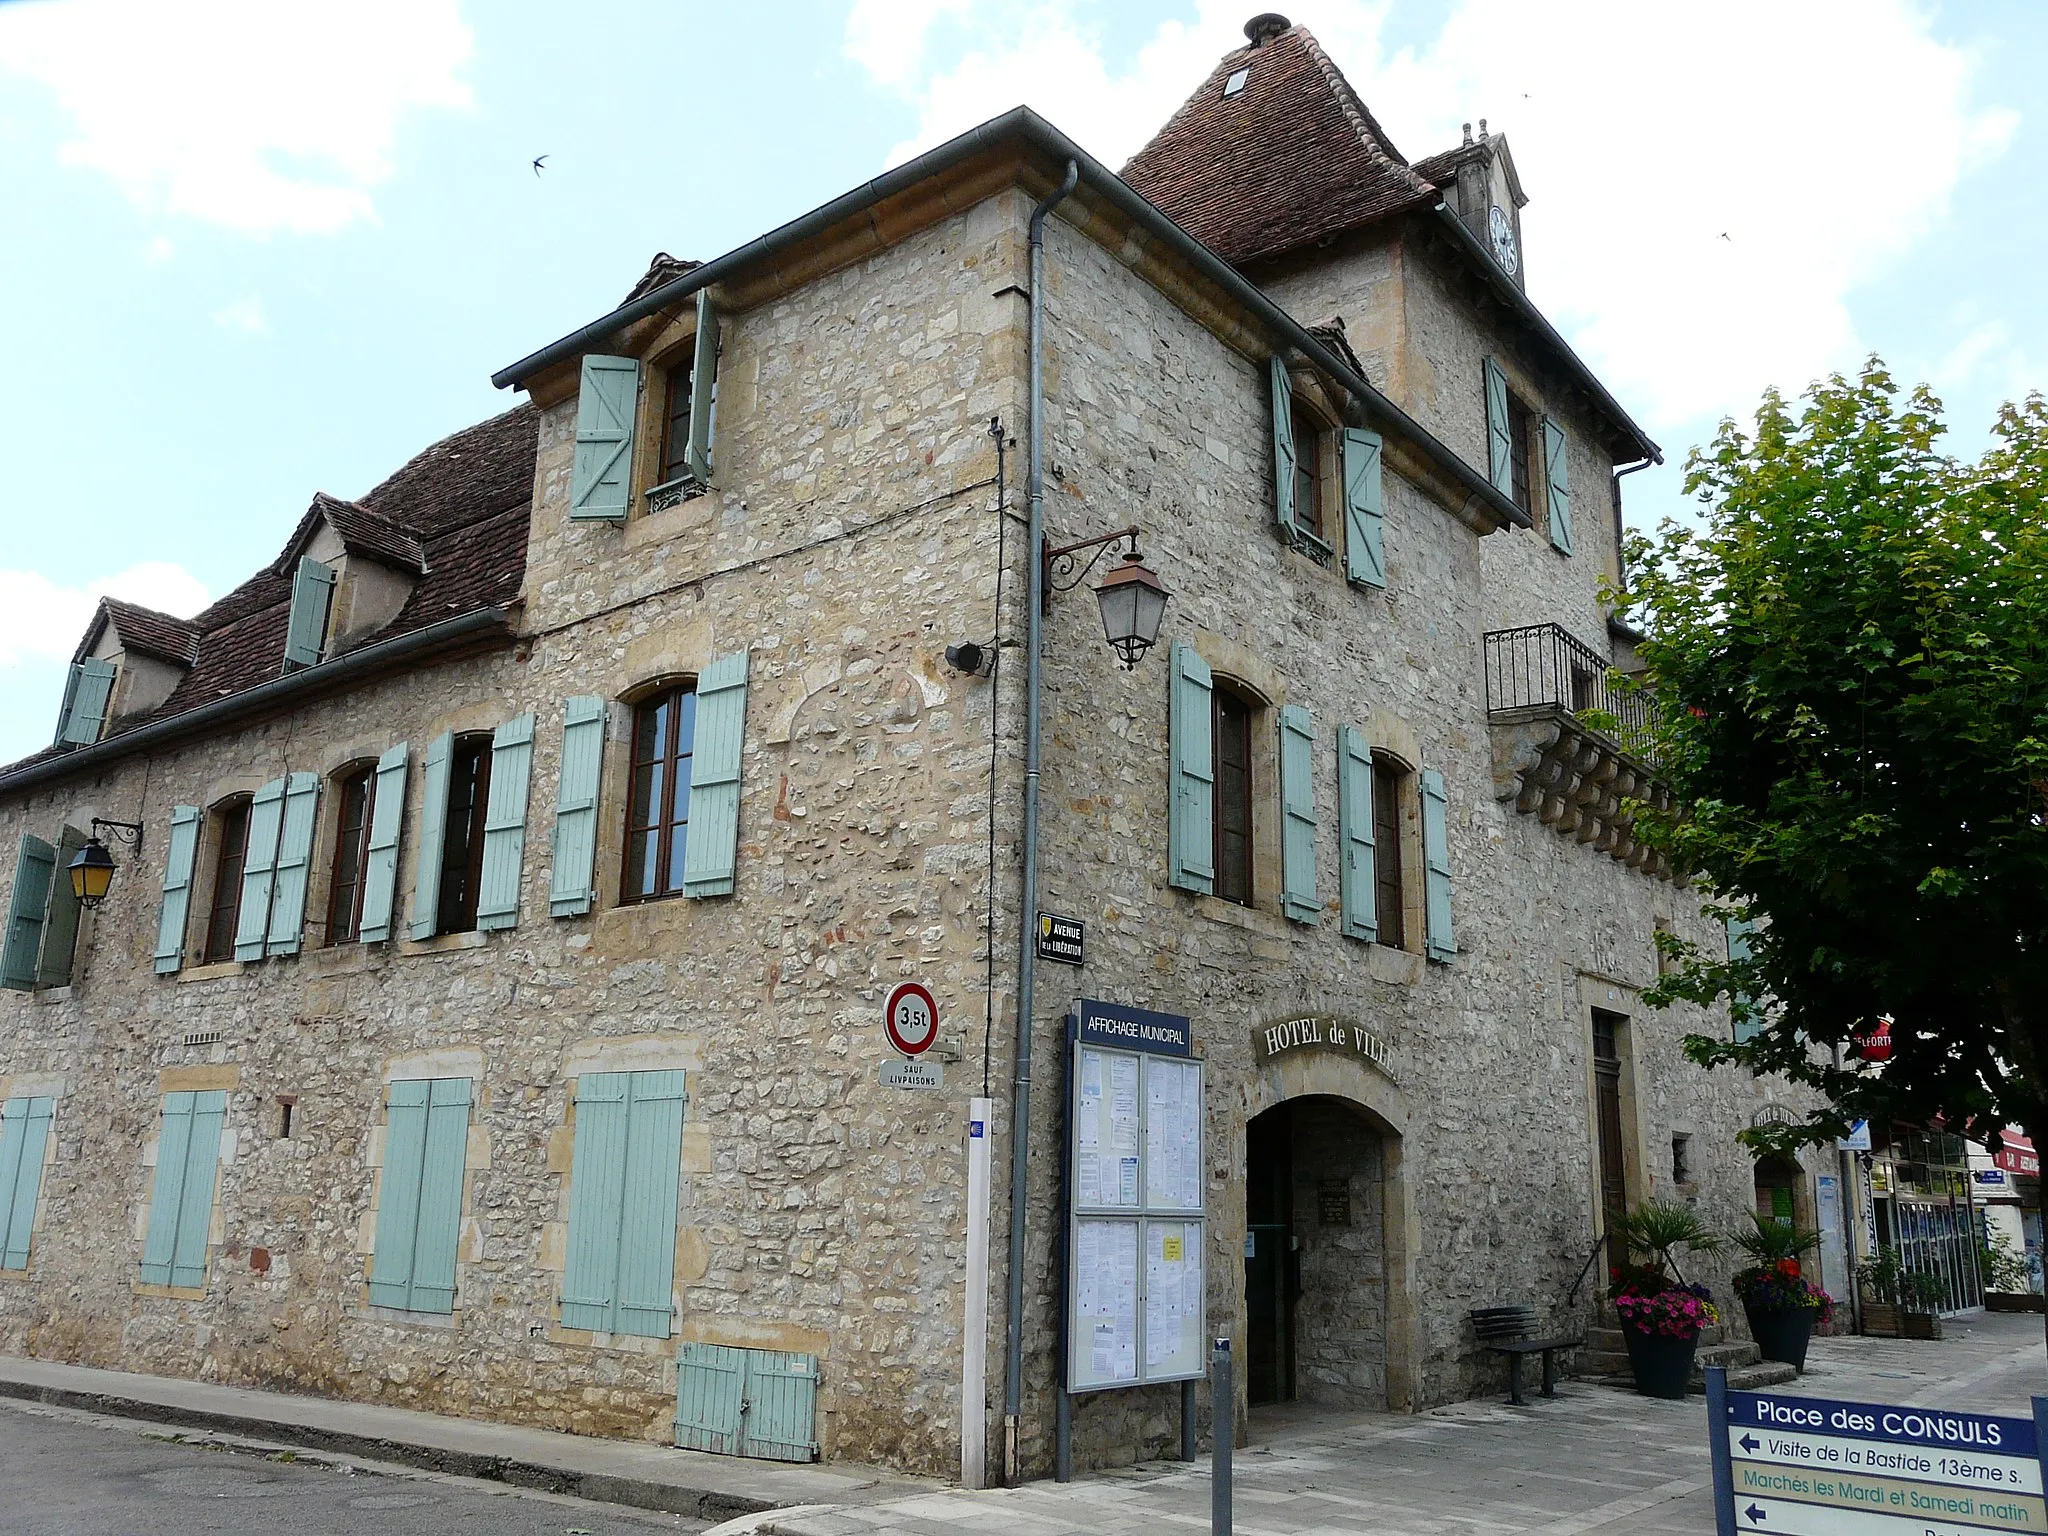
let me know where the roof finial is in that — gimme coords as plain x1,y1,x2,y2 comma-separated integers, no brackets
1244,13,1290,46
1478,117,1489,141
1462,122,1473,146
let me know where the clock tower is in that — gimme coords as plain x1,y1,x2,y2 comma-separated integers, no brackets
1413,120,1529,292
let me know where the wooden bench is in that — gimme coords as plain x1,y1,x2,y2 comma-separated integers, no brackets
1471,1305,1581,1406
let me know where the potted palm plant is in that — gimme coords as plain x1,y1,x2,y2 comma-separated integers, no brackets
1857,1248,1905,1337
1900,1266,1945,1339
1610,1200,1722,1399
1730,1213,1833,1371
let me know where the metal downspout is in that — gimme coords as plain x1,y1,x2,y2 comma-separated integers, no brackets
1003,157,1077,1488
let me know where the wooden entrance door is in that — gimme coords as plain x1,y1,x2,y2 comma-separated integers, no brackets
1591,1011,1629,1241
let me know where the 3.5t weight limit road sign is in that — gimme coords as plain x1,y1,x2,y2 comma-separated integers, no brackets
884,981,939,1057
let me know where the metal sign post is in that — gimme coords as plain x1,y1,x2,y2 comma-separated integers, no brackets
1211,1336,1232,1536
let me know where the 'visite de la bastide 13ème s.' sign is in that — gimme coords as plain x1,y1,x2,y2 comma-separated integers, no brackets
1253,1014,1396,1083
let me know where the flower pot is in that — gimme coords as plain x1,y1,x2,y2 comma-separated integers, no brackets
1860,1302,1900,1337
1902,1310,1942,1340
1745,1304,1815,1371
1621,1323,1698,1399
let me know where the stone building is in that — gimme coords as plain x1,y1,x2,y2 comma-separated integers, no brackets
0,16,1824,1483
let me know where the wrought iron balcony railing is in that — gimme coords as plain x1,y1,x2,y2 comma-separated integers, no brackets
1482,622,1657,761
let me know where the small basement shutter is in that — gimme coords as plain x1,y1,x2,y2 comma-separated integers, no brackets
55,658,117,746
0,1095,55,1270
368,1077,471,1313
358,743,408,943
675,1343,748,1455
682,652,748,899
560,1069,686,1337
549,696,607,917
264,771,320,956
675,1344,821,1463
1483,359,1513,498
1278,704,1318,923
1341,428,1387,588
410,732,453,941
1421,767,1455,961
686,290,720,484
233,778,287,962
1269,356,1297,537
153,806,203,975
0,835,56,992
1337,726,1377,943
569,355,641,521
1168,640,1215,894
1542,416,1574,554
283,557,337,669
35,825,86,990
139,1089,226,1289
475,713,535,931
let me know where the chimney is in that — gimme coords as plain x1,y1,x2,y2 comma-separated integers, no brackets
1244,13,1290,47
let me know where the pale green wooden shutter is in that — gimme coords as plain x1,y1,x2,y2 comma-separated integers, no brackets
358,744,408,943
1337,726,1377,944
1,835,55,992
1421,767,1455,961
561,1071,629,1332
55,658,116,745
550,696,607,917
1483,358,1513,497
1278,704,1318,923
614,1069,685,1337
686,290,720,484
1542,416,1573,554
233,778,286,962
1270,356,1297,537
675,1342,748,1454
1341,428,1386,589
736,1350,822,1462
369,1077,470,1313
154,806,203,974
570,355,640,521
139,1089,224,1288
0,1096,55,1270
1168,640,1214,894
682,653,747,899
35,825,86,990
264,771,320,956
1728,916,1763,1043
283,557,336,668
410,732,453,941
476,713,535,931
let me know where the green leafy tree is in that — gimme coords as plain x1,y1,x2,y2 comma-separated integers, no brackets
1625,363,2048,1188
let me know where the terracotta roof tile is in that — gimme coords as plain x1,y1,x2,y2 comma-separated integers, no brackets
1121,22,1438,269
83,599,201,667
310,493,428,575
624,251,701,305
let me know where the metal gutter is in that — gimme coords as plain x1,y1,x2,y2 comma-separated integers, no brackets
1429,205,1663,466
490,108,1528,532
0,608,514,797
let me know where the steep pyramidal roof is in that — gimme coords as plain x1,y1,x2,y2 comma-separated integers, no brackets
1122,19,1438,269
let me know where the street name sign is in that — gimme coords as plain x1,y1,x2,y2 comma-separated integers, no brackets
1037,912,1085,966
1708,1369,2048,1536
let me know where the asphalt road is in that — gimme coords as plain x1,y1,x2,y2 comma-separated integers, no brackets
0,1398,708,1536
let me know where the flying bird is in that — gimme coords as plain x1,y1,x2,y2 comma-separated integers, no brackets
532,155,549,177
1719,232,1731,241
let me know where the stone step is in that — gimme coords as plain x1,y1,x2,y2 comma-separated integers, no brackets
1697,1340,1762,1370
1699,1359,1798,1392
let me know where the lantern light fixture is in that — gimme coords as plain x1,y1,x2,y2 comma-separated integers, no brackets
68,817,142,909
1042,525,1172,671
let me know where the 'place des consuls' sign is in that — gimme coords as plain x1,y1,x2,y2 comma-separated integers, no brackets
1710,1375,2048,1535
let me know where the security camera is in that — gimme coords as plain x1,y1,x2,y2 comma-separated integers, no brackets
945,642,986,675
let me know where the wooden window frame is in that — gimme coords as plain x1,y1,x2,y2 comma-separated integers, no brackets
1212,685,1256,908
1506,391,1537,520
1371,755,1407,950
621,682,700,905
1290,399,1326,545
324,762,376,945
657,361,695,488
200,797,253,965
435,734,494,935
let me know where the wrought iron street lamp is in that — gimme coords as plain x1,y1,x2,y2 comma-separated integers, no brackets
68,818,142,909
1043,525,1172,670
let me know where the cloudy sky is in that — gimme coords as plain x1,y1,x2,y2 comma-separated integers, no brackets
0,0,2038,765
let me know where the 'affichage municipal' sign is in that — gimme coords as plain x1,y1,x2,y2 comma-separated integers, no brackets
1708,1369,2048,1535
1253,1013,1395,1083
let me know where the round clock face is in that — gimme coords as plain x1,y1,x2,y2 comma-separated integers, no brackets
1489,204,1519,275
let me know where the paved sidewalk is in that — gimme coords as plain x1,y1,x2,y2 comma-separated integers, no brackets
752,1314,2048,1536
0,1354,929,1524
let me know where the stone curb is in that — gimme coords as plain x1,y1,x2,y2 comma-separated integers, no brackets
0,1375,777,1524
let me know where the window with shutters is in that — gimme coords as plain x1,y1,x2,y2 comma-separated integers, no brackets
369,1077,471,1314
0,1095,55,1271
435,735,493,934
1212,687,1255,907
324,763,376,944
201,797,252,965
1506,391,1536,517
658,364,694,488
1372,757,1408,950
139,1089,226,1291
560,1069,686,1338
1290,401,1327,544
623,684,699,903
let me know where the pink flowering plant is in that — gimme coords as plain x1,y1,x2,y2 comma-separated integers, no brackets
1607,1199,1724,1342
1616,1285,1721,1338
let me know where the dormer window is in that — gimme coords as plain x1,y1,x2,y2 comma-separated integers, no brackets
283,557,337,670
659,362,695,487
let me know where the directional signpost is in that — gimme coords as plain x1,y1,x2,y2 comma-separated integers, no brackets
1709,1368,2048,1535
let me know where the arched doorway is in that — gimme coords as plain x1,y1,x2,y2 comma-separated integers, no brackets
1754,1154,1805,1228
1243,1095,1388,1410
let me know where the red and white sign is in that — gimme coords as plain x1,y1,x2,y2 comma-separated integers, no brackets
884,981,939,1058
1995,1130,2039,1177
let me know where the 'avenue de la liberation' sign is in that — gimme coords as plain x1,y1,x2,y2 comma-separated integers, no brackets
1254,1013,1395,1083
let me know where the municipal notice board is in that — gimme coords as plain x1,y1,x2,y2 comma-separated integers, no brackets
1066,999,1205,1393
1709,1369,2048,1535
